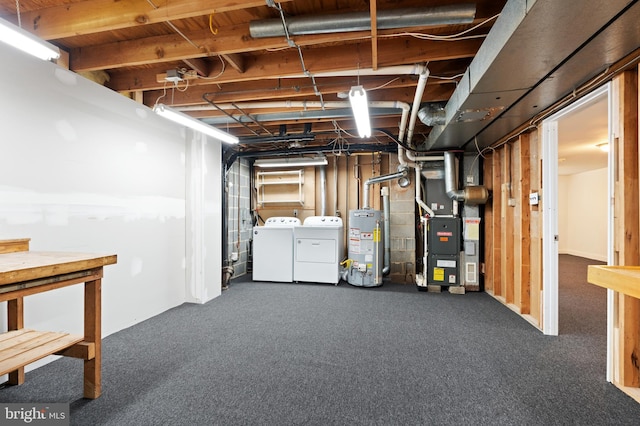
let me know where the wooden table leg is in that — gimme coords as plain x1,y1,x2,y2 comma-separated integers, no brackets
84,277,102,398
7,297,25,385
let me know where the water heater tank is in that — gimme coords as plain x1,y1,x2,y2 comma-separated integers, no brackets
347,209,384,287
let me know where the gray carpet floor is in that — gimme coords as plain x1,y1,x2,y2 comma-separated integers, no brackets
2,255,640,425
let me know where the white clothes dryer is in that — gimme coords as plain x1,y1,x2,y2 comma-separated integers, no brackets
293,216,344,285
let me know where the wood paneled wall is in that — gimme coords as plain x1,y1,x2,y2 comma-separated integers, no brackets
483,129,543,328
254,153,388,222
611,69,640,396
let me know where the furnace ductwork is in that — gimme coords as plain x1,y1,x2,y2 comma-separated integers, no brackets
417,102,447,127
444,151,489,205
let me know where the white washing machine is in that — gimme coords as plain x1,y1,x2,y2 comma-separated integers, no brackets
252,216,301,282
294,216,344,285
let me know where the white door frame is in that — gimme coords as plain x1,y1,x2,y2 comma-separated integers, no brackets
541,119,559,336
540,83,611,337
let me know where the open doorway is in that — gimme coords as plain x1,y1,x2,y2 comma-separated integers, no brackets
541,84,611,336
556,90,609,337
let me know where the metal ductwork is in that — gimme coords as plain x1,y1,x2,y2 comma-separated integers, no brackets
426,0,640,152
250,4,476,38
319,164,327,216
417,102,447,127
444,152,489,205
362,167,409,209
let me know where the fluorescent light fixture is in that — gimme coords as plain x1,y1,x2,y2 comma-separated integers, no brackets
254,156,328,168
349,85,371,138
596,142,609,152
153,103,238,144
0,17,60,61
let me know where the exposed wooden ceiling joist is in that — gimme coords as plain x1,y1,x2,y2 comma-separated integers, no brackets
0,0,507,152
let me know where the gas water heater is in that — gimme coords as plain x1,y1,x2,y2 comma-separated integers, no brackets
347,209,384,287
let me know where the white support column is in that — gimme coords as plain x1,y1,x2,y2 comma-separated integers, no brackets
185,130,222,304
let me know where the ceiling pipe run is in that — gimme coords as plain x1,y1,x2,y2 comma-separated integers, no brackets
396,64,430,168
181,101,410,129
279,64,429,79
180,100,409,113
250,4,476,38
405,68,430,146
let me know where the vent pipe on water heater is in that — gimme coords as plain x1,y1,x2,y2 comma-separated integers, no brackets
362,168,409,209
319,163,327,216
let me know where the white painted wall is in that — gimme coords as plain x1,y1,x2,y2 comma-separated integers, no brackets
558,175,570,255
0,44,222,373
557,168,608,261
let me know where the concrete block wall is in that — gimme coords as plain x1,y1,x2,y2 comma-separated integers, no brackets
388,155,416,284
226,158,252,277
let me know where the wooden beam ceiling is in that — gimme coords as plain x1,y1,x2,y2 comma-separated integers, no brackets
0,0,507,151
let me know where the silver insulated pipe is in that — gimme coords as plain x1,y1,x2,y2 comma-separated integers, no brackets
444,151,465,202
250,4,476,38
319,164,327,216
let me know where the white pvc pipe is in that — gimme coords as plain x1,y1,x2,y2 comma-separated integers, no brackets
405,68,430,145
277,64,429,79
405,150,443,162
397,146,413,168
414,163,435,218
414,164,433,284
179,100,409,113
396,103,411,144
421,215,428,282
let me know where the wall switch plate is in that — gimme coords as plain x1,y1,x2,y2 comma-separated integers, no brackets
529,192,539,205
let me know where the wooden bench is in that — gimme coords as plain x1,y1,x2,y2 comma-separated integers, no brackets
0,329,84,376
587,265,640,404
0,238,116,399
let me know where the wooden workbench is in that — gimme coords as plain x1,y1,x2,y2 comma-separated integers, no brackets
0,238,117,399
587,265,640,403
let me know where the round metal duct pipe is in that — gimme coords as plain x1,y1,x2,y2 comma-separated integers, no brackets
444,151,489,205
250,4,476,38
417,102,447,126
